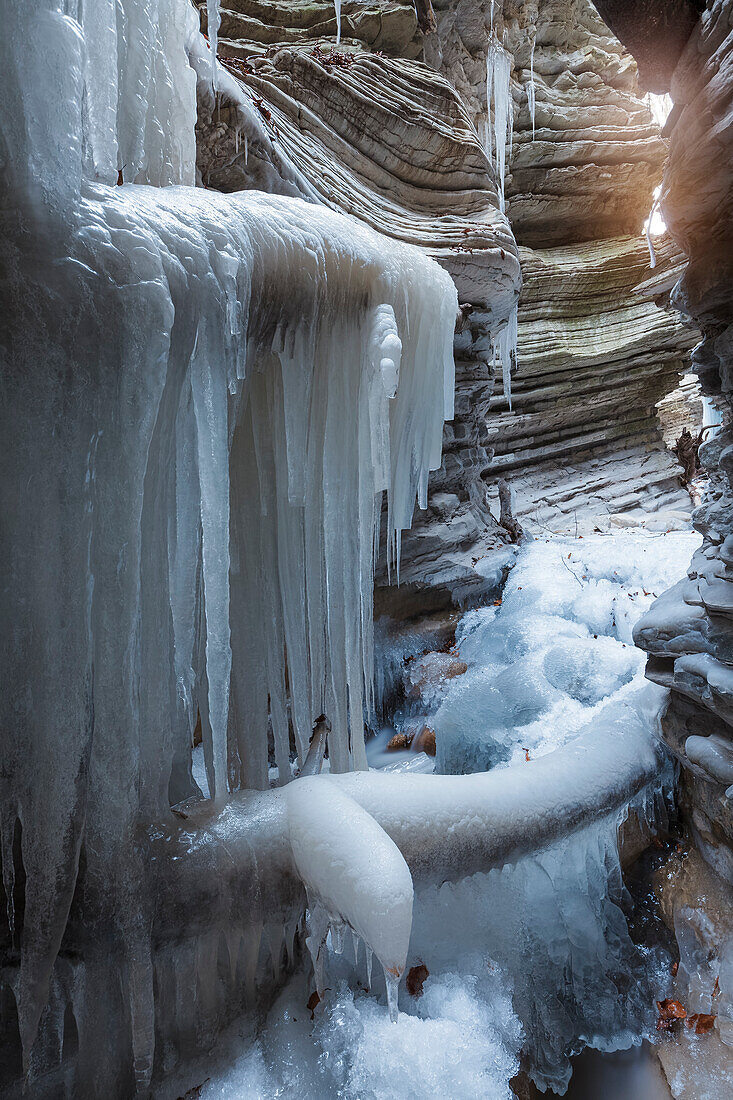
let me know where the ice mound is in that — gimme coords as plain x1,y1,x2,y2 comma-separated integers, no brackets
192,958,522,1100
412,805,669,1094
436,531,700,773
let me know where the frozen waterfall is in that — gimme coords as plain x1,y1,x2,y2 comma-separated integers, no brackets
1,0,456,1090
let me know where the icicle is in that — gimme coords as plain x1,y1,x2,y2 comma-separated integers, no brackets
352,929,360,965
366,945,373,989
334,0,342,44
331,920,345,955
495,302,519,409
305,900,330,996
207,0,220,91
384,967,400,1023
644,185,663,269
234,126,239,155
244,135,248,165
527,37,536,139
485,33,513,212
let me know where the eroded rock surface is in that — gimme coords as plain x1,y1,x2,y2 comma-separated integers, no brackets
486,234,697,526
610,0,733,882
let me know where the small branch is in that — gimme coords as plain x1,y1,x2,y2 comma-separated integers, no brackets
414,0,437,34
497,478,526,544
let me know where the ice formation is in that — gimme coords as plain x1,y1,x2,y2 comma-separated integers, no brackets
645,185,663,268
287,777,413,1018
0,2,707,1096
179,530,698,1097
436,531,699,773
485,32,514,213
527,37,537,138
207,0,221,88
1,0,457,1088
494,302,519,408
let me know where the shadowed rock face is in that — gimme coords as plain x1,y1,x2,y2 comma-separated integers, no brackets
594,0,706,93
602,0,733,877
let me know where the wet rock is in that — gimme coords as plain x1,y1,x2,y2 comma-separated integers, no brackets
386,732,412,752
412,726,437,757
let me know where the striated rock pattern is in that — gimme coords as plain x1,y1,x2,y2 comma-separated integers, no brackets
430,0,668,246
601,0,733,879
485,234,698,526
657,372,704,448
202,0,423,58
196,0,696,611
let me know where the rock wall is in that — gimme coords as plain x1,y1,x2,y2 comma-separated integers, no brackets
486,234,697,527
597,0,733,882
430,0,668,246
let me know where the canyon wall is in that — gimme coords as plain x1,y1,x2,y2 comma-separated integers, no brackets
596,0,733,880
197,0,697,614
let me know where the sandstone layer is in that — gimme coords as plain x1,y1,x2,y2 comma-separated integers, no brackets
430,0,668,245
486,234,697,527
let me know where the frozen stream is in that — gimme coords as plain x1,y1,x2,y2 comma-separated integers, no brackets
164,528,699,1100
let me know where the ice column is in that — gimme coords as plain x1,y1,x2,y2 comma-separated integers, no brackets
494,303,518,409
207,0,221,89
485,33,514,213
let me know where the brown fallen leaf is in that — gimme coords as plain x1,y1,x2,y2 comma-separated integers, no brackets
406,963,429,998
671,961,679,977
524,748,531,762
657,999,687,1018
307,990,321,1019
713,976,720,998
657,998,687,1026
686,1013,716,1035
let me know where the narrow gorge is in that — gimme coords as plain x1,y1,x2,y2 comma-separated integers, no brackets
1,2,731,1099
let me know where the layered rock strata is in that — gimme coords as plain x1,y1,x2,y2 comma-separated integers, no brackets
430,0,668,246
195,24,524,613
597,0,733,881
485,234,698,527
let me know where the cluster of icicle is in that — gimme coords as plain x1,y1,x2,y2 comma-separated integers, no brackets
1,0,456,1083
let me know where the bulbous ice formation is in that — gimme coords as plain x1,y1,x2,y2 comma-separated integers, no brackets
287,777,413,1020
